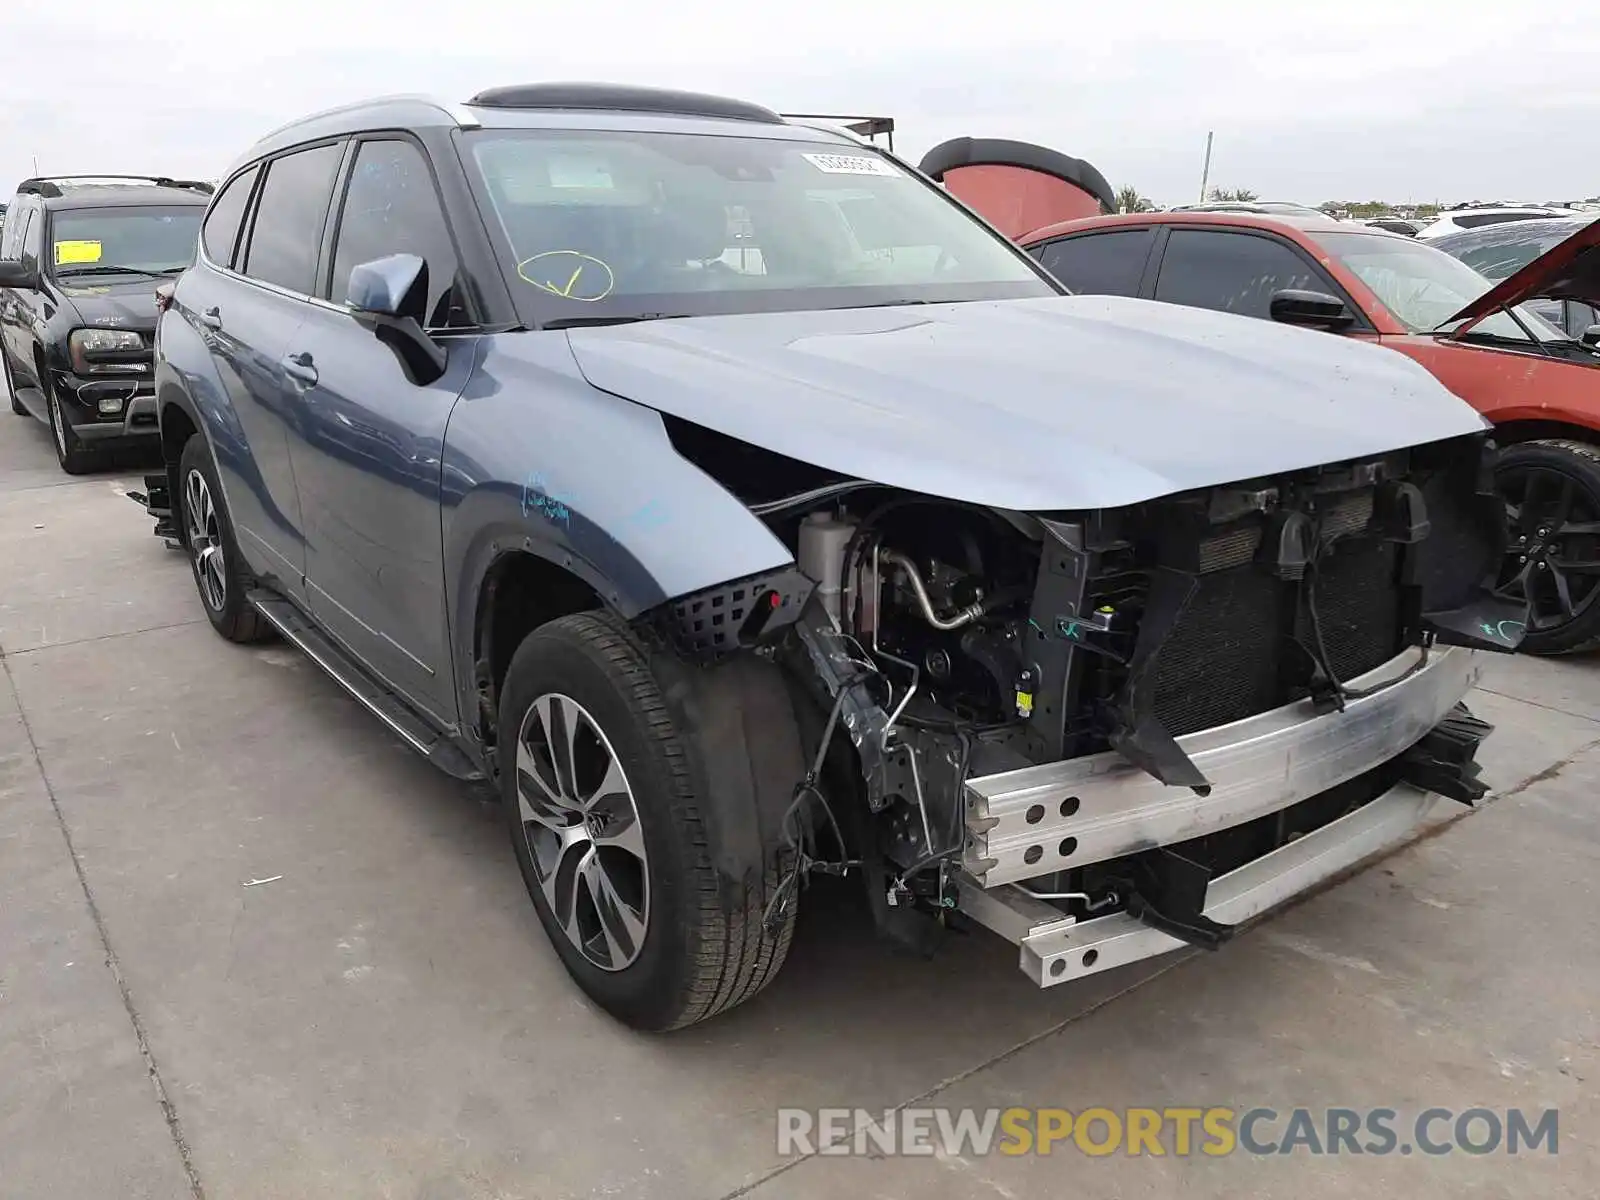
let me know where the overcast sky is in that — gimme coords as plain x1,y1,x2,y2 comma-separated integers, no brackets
4,2,1598,207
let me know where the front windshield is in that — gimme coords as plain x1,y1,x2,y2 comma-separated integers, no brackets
49,206,202,279
1319,230,1568,343
462,128,1056,323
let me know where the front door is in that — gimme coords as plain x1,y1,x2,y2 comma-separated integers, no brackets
283,135,478,726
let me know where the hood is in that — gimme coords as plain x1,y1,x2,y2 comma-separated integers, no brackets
564,296,1490,511
54,275,162,333
1445,216,1600,333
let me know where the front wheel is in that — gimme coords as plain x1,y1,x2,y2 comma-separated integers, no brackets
1494,438,1600,655
499,610,795,1031
177,435,271,643
46,382,96,474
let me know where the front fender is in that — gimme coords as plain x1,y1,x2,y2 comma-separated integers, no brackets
441,333,798,721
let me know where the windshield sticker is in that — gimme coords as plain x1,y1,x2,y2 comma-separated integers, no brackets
517,250,616,303
547,155,616,190
55,239,103,265
801,153,901,178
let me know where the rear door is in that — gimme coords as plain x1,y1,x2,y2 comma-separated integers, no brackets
1027,226,1159,297
186,143,344,601
282,134,479,725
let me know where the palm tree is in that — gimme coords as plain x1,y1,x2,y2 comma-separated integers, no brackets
1115,185,1153,214
1208,187,1260,203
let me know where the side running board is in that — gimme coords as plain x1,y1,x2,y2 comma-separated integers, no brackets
246,589,484,783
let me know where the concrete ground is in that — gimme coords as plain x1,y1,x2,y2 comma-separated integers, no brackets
0,412,1593,1200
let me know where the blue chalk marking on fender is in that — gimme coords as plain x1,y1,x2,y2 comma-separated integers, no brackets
520,472,574,527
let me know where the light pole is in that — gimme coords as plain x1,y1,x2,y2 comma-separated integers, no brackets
1198,131,1214,204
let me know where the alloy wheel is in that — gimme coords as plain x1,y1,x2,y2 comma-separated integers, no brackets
1494,464,1600,632
515,693,650,972
183,468,227,612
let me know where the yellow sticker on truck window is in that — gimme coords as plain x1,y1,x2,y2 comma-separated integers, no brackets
54,239,103,265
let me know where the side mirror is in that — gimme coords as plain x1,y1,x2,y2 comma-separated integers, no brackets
347,253,447,386
0,259,41,291
1269,288,1356,331
1581,324,1600,348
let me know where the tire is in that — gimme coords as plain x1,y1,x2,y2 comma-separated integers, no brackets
43,375,97,474
176,434,271,643
499,610,795,1031
3,353,23,416
1495,438,1600,655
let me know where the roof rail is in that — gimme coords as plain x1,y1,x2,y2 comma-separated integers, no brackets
780,114,895,151
17,174,215,198
467,82,783,125
248,94,481,148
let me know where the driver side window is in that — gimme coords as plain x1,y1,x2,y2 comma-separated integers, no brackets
328,138,467,329
1154,228,1325,319
18,208,41,273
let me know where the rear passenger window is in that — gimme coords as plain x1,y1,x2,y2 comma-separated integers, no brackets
1154,229,1323,320
202,166,259,269
328,138,466,327
242,143,343,294
1033,228,1156,296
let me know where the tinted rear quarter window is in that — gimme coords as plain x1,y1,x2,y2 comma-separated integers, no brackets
1154,228,1321,319
1033,228,1155,296
202,166,260,269
242,143,343,294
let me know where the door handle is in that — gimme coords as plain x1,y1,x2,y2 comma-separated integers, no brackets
281,351,318,386
199,306,223,330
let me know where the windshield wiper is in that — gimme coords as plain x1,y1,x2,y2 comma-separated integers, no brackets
540,313,691,330
55,265,161,279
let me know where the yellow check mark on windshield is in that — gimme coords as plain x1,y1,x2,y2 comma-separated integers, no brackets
558,266,584,298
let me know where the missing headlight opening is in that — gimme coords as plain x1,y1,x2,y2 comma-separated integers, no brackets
658,424,1525,972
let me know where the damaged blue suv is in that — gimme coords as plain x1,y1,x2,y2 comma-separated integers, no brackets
143,83,1526,1030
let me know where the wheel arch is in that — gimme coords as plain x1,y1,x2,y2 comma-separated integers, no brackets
157,380,204,468
466,545,812,892
469,546,606,760
1491,417,1600,448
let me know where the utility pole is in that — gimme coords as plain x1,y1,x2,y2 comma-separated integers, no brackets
1198,131,1213,204
32,154,40,175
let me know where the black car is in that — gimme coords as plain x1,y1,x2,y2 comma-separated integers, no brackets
0,175,212,472
1432,214,1600,338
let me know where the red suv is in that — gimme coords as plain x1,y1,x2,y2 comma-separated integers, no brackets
923,140,1600,655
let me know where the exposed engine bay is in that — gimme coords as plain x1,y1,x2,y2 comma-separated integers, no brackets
655,418,1526,964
